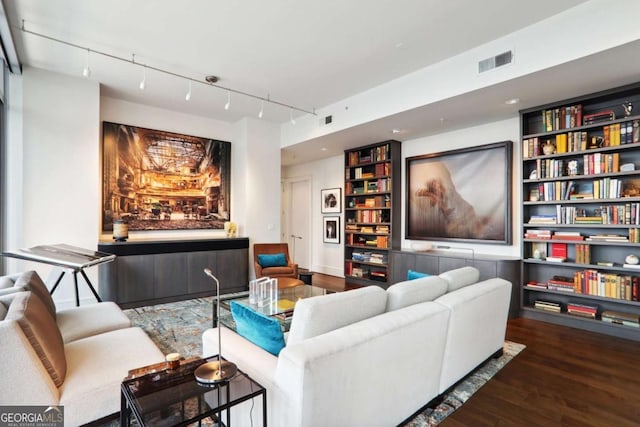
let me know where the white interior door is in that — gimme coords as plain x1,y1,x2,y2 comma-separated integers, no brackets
283,178,311,269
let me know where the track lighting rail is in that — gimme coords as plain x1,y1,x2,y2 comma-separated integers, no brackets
20,20,317,116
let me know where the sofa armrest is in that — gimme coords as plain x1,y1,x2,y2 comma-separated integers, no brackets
434,278,512,393
203,327,278,387
0,319,59,405
203,327,294,427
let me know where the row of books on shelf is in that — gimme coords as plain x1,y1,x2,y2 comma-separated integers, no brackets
346,178,391,195
602,121,640,146
345,262,387,282
522,120,640,159
540,104,583,133
530,153,622,179
347,144,391,166
558,204,640,225
527,270,640,301
345,223,389,234
528,242,590,263
531,299,640,327
349,195,389,209
348,162,391,179
530,178,623,202
350,251,388,264
347,209,389,224
346,234,389,248
529,205,640,226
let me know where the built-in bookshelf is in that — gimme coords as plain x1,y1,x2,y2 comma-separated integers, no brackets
344,140,401,287
520,82,640,341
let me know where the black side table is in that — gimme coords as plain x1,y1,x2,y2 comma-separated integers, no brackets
121,356,266,426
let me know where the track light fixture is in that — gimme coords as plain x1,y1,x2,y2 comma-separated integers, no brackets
258,100,264,119
185,80,192,101
224,91,231,110
139,66,146,90
20,21,317,117
82,48,91,78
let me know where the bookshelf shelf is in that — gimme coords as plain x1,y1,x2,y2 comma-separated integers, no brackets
520,82,640,340
344,140,401,288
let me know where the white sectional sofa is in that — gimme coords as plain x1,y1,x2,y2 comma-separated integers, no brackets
202,266,512,427
0,271,165,426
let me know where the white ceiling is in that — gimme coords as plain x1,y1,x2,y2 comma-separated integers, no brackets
8,0,635,165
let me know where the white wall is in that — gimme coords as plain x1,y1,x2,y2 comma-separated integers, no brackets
401,117,521,258
232,117,282,279
283,117,521,278
283,155,344,276
7,66,100,308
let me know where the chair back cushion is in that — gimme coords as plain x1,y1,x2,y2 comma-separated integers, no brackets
5,291,66,387
439,267,480,292
257,253,288,268
230,301,286,356
287,286,387,346
386,275,448,311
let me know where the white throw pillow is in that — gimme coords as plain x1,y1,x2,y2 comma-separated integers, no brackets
386,276,448,311
287,286,387,346
439,267,480,292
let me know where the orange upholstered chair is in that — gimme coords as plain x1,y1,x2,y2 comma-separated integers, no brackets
253,243,298,279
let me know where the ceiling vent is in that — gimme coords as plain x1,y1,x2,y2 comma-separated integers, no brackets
478,50,513,73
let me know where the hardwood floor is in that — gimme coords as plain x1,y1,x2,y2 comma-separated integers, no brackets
310,273,640,427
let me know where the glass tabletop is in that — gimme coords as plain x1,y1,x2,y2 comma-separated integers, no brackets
217,284,331,331
121,357,265,427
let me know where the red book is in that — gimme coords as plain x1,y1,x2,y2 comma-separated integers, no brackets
550,243,568,258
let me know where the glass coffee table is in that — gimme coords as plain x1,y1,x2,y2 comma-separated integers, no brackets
214,284,332,332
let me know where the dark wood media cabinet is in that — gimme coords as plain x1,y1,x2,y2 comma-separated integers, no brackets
390,249,521,318
97,237,249,308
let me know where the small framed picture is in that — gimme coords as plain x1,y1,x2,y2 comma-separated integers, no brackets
323,216,340,244
321,188,342,214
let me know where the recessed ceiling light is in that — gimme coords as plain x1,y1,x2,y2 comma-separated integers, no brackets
321,147,327,151
505,97,520,105
395,42,405,49
391,129,401,134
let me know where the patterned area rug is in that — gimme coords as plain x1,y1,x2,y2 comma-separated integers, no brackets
123,297,525,426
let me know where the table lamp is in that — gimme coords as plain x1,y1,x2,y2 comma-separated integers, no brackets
194,268,238,384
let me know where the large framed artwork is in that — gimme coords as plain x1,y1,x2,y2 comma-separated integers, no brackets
406,141,512,244
102,122,231,232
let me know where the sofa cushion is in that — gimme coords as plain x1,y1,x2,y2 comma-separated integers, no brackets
258,253,288,268
407,269,431,280
5,291,66,387
230,301,286,356
262,266,294,276
287,286,387,346
60,327,165,427
439,266,480,292
10,271,57,317
56,302,132,343
386,275,448,311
